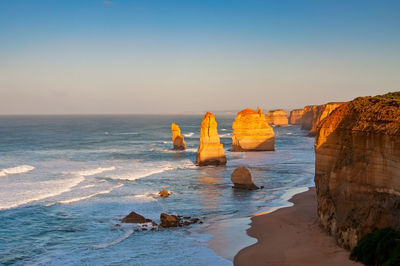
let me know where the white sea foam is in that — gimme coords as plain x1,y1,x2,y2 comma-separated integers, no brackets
0,165,35,177
92,229,135,249
0,175,84,210
58,184,123,204
73,166,116,177
183,132,195,137
108,167,173,181
82,184,95,189
219,133,232,138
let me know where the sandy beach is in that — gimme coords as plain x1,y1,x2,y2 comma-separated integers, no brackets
234,187,360,266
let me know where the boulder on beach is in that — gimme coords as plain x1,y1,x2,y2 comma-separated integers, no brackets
121,211,154,224
159,189,170,197
231,166,259,190
232,107,275,151
196,112,227,166
171,123,186,150
265,109,289,126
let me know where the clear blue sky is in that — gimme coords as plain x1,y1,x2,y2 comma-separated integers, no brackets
1,0,399,114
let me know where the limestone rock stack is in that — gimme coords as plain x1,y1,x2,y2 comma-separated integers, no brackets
308,102,344,136
315,92,400,250
289,109,304,125
171,123,186,150
231,166,259,190
232,107,275,151
301,105,318,130
265,109,288,126
196,112,227,166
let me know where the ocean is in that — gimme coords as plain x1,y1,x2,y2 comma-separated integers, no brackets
0,115,315,265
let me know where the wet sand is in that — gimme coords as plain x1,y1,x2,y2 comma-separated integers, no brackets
234,187,360,266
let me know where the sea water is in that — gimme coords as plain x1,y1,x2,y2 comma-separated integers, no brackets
0,115,315,265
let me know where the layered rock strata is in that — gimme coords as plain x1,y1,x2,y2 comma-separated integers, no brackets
315,92,400,250
308,102,344,137
171,123,186,150
232,107,275,151
196,112,227,166
301,105,319,131
289,109,304,125
265,109,289,126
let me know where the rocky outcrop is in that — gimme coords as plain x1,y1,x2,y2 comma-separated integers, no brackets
196,112,227,166
159,189,170,197
231,166,259,190
315,92,400,250
265,109,289,126
171,123,186,150
160,213,202,228
232,107,275,151
289,109,304,125
122,211,155,224
308,102,344,137
301,105,319,131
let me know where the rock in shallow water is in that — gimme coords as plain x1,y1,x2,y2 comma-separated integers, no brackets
231,166,259,190
121,211,154,224
159,189,170,197
171,123,186,150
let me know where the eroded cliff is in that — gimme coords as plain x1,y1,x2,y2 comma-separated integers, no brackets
289,109,304,125
232,107,275,151
315,92,400,250
196,112,227,166
171,123,186,150
308,102,344,137
265,109,288,126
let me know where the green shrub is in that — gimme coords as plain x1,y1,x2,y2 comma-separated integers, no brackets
350,228,400,265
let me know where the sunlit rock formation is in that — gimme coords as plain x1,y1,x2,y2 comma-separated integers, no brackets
308,102,344,137
232,107,275,151
315,92,400,250
171,123,186,150
289,109,304,125
196,112,227,166
265,109,289,126
231,166,259,190
301,105,318,131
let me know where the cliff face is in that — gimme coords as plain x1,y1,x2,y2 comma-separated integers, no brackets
232,107,275,151
171,123,186,150
315,92,400,250
308,103,344,137
289,109,304,125
301,105,318,131
196,112,227,166
265,109,288,126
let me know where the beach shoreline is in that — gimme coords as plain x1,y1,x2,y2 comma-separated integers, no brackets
234,187,360,266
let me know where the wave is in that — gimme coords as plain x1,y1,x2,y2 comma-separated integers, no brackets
0,165,35,177
73,166,116,177
58,184,123,204
220,133,232,138
92,229,135,249
0,175,84,210
108,167,173,181
183,132,195,137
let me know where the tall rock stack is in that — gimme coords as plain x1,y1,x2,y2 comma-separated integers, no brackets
232,107,275,151
315,92,400,250
265,109,288,126
196,112,227,166
308,102,344,137
171,123,186,150
301,105,319,131
289,109,304,125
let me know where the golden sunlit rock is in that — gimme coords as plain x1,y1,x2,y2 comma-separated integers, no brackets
265,109,288,126
315,92,400,249
171,123,186,150
232,107,275,151
308,102,344,136
289,109,304,125
196,112,227,166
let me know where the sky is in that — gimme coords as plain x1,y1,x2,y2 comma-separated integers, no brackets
0,0,399,114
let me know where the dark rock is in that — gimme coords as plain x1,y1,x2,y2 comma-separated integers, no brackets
159,189,170,198
190,218,199,224
121,211,153,224
160,213,181,228
231,166,259,190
